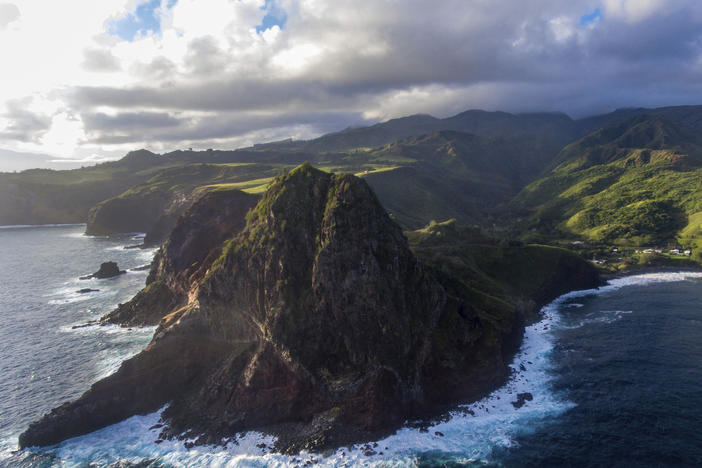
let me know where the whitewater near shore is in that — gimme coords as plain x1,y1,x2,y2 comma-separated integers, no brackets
3,225,701,466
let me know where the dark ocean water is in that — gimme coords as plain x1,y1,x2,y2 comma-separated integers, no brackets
492,278,702,468
1,225,701,467
0,225,156,465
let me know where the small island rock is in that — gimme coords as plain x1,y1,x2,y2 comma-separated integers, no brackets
91,261,126,279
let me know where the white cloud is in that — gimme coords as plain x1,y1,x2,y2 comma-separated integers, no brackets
603,0,667,23
0,2,20,29
1,0,702,162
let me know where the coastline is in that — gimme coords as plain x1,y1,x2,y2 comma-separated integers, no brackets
11,258,702,466
600,265,702,281
0,223,87,229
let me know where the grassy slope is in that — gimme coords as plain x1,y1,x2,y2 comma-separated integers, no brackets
355,131,563,229
0,156,178,224
512,116,702,249
3,126,564,234
407,219,599,318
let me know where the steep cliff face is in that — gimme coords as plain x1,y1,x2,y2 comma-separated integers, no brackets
83,162,274,245
101,189,258,326
159,164,448,447
20,164,600,452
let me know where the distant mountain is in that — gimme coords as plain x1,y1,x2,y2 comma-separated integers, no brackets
296,110,578,152
0,149,90,172
360,130,565,228
5,104,702,239
577,105,702,136
513,115,702,247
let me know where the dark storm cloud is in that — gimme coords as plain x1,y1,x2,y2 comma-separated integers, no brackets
9,0,702,151
82,110,367,145
82,111,181,131
71,1,702,122
70,78,350,112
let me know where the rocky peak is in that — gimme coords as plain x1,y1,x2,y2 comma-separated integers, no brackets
19,163,600,453
199,163,444,393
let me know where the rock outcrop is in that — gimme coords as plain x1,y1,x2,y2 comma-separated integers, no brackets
20,164,600,452
80,261,125,280
101,189,258,327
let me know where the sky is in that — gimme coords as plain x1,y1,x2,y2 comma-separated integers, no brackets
1,0,702,166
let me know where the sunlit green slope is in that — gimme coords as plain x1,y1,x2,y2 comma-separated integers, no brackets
513,115,702,247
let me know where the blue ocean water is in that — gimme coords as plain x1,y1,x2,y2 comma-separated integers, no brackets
0,225,156,465
1,225,701,467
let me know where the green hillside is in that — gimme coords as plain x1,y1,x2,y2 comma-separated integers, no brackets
513,115,702,249
5,128,562,237
359,130,562,228
5,104,702,268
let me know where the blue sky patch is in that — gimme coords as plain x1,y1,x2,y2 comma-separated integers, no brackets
256,0,287,33
579,7,602,26
109,0,166,41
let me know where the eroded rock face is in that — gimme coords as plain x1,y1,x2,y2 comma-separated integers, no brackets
100,189,258,327
20,164,599,452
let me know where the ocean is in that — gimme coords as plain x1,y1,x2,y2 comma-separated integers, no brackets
1,225,701,467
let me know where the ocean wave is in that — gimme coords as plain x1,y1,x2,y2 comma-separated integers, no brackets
95,326,156,379
19,271,702,467
47,287,119,305
136,248,158,263
25,293,573,467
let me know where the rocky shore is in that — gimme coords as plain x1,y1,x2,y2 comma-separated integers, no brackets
20,164,600,452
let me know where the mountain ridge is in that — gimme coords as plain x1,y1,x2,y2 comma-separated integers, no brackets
513,115,702,247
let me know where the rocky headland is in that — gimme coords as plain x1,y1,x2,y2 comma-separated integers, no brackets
20,164,600,452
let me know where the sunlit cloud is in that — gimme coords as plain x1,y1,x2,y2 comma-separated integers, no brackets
0,0,701,164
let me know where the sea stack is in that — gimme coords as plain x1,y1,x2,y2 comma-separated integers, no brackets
80,261,126,279
20,164,597,452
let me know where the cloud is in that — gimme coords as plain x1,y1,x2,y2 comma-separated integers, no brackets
0,2,19,29
0,97,52,142
81,109,366,147
83,48,122,72
2,0,702,161
602,0,669,23
82,111,181,132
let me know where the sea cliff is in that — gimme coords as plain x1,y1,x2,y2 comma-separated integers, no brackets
20,164,600,452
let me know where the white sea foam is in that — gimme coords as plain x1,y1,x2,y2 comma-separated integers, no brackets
62,230,107,239
47,287,119,305
95,326,156,379
137,247,158,263
57,322,156,378
105,245,128,251
23,271,702,467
